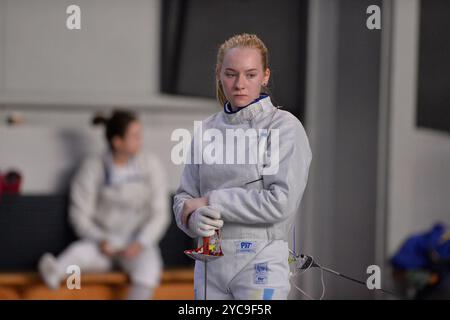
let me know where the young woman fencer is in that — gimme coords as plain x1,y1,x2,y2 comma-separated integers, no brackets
173,34,312,300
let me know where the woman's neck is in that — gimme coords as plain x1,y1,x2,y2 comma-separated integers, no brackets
112,152,129,166
227,94,268,113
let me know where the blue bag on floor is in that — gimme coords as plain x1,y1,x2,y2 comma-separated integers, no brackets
391,223,450,270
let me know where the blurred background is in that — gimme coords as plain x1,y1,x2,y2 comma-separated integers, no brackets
0,0,449,299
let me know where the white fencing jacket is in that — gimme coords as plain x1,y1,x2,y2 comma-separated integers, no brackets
69,152,171,250
173,95,312,241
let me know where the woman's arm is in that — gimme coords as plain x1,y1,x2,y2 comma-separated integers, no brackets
173,142,202,238
208,117,312,224
136,155,172,247
69,158,108,242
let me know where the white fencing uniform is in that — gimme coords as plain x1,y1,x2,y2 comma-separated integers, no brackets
39,152,170,297
193,239,290,300
173,94,312,300
55,239,163,289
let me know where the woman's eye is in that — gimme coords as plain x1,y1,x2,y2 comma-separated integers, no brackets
225,73,236,78
247,74,257,78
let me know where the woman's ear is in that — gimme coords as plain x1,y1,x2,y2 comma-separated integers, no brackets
263,68,271,86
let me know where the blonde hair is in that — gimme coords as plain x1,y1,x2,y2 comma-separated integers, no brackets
215,33,270,106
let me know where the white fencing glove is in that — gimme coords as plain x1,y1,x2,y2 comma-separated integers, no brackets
187,206,224,238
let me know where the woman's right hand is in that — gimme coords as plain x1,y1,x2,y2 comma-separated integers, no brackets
99,240,116,257
182,197,208,225
187,206,224,238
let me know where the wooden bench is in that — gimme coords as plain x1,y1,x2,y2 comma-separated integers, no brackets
0,268,194,300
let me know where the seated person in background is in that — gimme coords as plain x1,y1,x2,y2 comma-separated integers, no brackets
38,110,171,300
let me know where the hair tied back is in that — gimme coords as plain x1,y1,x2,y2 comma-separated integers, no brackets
92,112,108,126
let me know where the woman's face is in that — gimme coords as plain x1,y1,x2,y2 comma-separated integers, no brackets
112,120,142,157
220,47,270,108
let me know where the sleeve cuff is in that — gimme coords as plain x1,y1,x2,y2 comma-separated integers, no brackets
207,190,226,219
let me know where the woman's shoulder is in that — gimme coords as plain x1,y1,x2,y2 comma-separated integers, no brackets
79,154,104,169
272,108,306,131
134,151,165,172
273,108,311,155
72,154,105,181
201,111,222,127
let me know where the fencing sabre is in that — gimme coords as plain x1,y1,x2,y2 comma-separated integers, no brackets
184,230,223,300
289,250,399,298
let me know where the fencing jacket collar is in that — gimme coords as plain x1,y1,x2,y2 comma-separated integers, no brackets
223,94,274,125
103,151,140,187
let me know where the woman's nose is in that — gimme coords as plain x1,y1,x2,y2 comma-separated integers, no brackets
235,75,246,90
